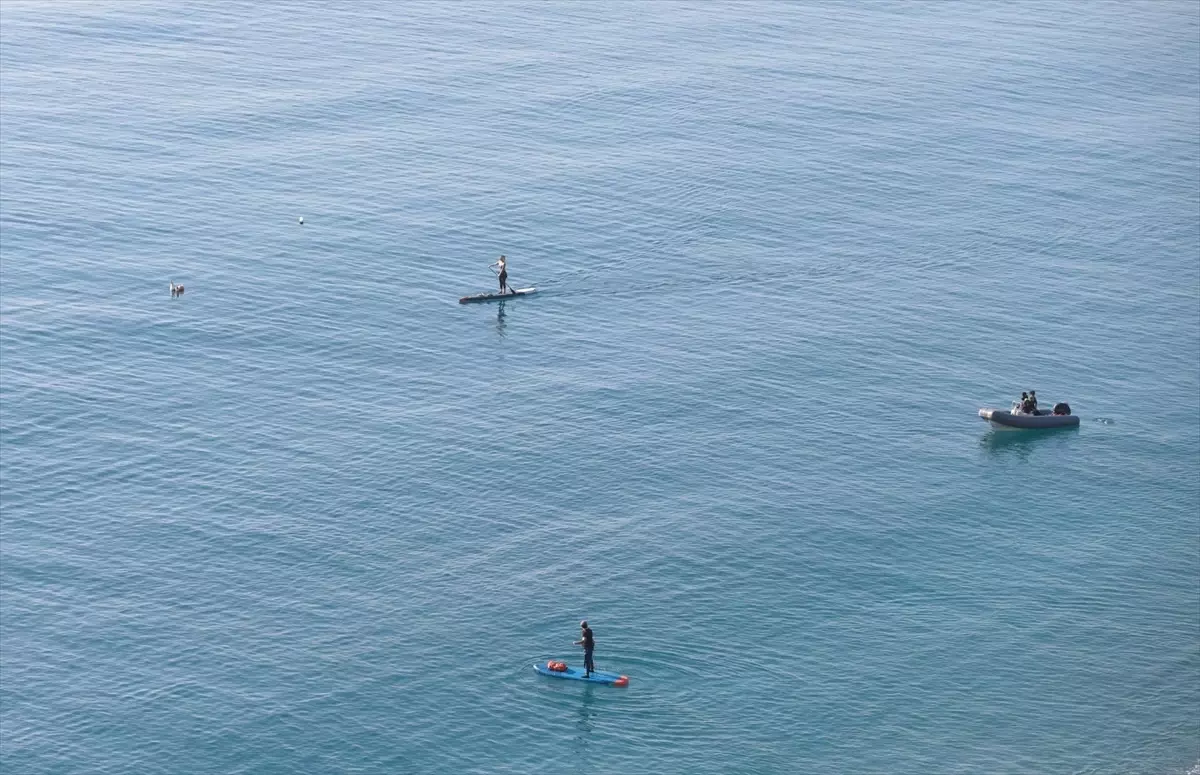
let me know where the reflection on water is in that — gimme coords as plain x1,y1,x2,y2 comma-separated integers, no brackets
980,425,1079,460
496,300,507,337
573,685,597,761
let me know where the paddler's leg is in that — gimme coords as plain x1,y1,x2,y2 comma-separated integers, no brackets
584,648,594,677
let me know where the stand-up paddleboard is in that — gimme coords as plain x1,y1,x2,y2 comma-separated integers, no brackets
459,287,537,304
534,661,629,687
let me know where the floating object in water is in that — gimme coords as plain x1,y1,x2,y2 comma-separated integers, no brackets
298,216,304,225
978,402,1079,428
459,287,537,304
170,282,185,297
534,662,628,686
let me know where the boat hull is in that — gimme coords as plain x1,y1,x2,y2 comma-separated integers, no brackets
978,408,1080,429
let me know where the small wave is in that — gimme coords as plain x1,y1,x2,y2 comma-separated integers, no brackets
1093,417,1116,425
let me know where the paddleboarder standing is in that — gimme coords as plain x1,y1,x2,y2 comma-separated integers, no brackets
575,620,595,678
490,255,509,295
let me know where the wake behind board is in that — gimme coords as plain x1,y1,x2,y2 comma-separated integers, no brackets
459,287,537,304
534,662,629,687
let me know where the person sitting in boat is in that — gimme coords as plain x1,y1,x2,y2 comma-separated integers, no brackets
1017,392,1031,413
1020,393,1036,413
489,255,509,295
1028,390,1038,411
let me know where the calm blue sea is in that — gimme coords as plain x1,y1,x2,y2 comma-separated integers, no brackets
1,2,1198,773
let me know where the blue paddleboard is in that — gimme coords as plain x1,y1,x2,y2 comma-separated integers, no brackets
534,663,629,686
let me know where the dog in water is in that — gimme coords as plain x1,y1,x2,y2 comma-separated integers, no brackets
170,282,185,297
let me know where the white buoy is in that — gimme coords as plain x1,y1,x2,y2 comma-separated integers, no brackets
298,216,304,225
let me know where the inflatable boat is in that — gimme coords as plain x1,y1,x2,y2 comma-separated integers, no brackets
978,402,1079,429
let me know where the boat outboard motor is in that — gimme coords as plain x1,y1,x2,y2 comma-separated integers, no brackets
1053,402,1071,416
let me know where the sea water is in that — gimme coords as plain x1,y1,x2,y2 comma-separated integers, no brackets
1,2,1197,773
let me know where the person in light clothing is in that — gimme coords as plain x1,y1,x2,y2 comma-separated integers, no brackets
489,255,509,294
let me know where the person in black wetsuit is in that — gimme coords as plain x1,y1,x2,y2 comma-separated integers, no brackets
574,620,595,678
490,255,509,294
1028,390,1038,412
